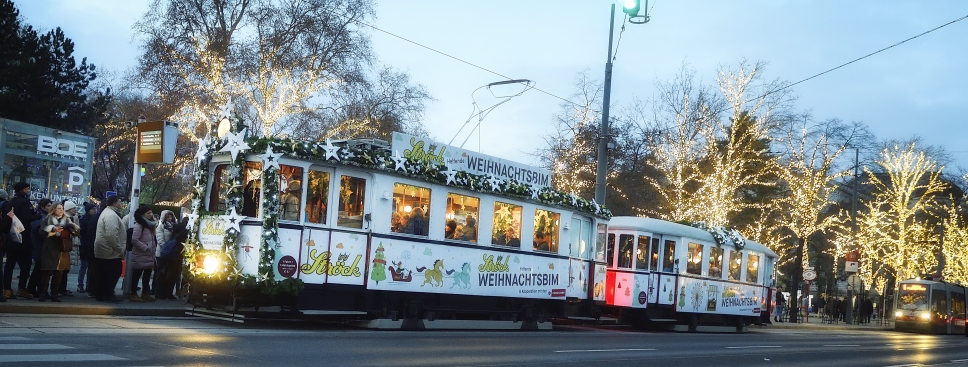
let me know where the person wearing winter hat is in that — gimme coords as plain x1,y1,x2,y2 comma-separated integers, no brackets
56,201,80,297
2,182,39,300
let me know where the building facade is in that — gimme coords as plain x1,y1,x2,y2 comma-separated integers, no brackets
1,118,95,204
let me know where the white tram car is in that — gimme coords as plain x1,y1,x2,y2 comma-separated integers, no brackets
894,279,967,335
187,131,611,328
602,217,778,330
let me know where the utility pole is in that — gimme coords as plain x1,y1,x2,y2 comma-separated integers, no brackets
594,4,616,206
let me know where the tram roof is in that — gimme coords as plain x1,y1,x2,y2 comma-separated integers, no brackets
608,216,778,258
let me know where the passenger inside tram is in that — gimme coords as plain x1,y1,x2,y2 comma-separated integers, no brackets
445,220,458,239
457,215,477,242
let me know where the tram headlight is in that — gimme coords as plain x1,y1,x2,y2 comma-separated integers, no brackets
919,312,931,321
202,255,221,274
894,311,903,318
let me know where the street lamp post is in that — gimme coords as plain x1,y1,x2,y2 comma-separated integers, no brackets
595,1,648,206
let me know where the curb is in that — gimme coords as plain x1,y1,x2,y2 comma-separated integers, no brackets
0,302,189,317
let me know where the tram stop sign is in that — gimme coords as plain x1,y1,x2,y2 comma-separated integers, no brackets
802,268,817,281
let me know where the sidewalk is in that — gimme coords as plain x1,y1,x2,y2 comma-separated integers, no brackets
756,312,894,332
0,268,188,317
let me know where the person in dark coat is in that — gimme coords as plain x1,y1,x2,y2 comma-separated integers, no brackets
38,202,78,302
155,222,187,300
3,183,40,300
26,198,52,297
861,298,874,323
77,203,98,293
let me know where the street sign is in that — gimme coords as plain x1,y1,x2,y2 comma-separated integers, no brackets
847,274,863,293
802,269,817,281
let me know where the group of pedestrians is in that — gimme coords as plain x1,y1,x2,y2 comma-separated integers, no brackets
0,183,187,303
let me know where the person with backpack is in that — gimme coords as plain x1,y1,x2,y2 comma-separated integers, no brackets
2,183,40,300
155,221,187,300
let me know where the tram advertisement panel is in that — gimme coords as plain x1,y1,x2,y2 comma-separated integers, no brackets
593,264,607,302
367,237,568,300
236,224,263,276
605,271,649,309
198,216,228,251
298,230,367,286
273,228,302,280
676,276,763,316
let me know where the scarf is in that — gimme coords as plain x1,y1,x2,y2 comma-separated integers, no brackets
143,217,158,229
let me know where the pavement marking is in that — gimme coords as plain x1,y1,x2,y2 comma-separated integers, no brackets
0,354,126,363
823,344,861,347
881,364,921,367
0,337,31,341
950,359,968,363
555,348,657,353
0,344,73,350
725,346,782,349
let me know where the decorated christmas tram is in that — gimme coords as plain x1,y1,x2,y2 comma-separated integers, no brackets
894,278,967,335
602,217,778,330
185,120,612,328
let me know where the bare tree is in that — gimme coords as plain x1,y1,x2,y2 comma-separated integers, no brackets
132,0,429,140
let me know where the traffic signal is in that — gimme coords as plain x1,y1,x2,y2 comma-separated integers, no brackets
622,0,640,17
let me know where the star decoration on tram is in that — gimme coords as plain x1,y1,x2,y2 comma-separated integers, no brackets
443,169,458,185
487,176,502,192
194,143,209,165
217,98,235,121
220,206,244,232
391,150,407,172
185,211,200,231
259,145,283,171
530,187,540,201
219,128,251,161
323,139,341,161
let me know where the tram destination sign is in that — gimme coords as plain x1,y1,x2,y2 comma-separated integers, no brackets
391,132,551,189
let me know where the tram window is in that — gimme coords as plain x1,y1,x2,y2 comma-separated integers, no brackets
649,237,660,270
951,292,966,319
533,209,560,252
492,201,522,248
209,164,229,211
686,243,703,275
616,234,634,269
445,193,479,242
708,246,723,279
662,240,676,272
305,170,330,224
337,175,366,228
728,250,742,280
636,236,649,270
241,161,263,217
569,218,582,257
582,219,593,259
391,183,431,236
595,223,607,262
278,165,303,221
746,254,759,283
931,289,947,319
606,234,616,267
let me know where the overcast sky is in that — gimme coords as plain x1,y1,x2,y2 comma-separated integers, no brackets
13,1,968,173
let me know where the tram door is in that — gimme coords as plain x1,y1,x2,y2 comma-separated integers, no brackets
950,287,966,335
324,170,371,286
298,166,335,285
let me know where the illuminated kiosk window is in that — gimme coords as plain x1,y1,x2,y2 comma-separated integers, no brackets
337,175,366,228
305,170,330,224
445,193,479,242
708,246,724,279
278,165,304,221
533,209,560,253
662,240,676,272
728,250,742,281
746,253,759,283
686,243,703,275
492,201,522,248
636,235,650,270
391,183,431,236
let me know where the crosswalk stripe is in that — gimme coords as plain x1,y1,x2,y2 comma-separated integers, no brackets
0,354,126,363
0,337,31,341
0,344,73,350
